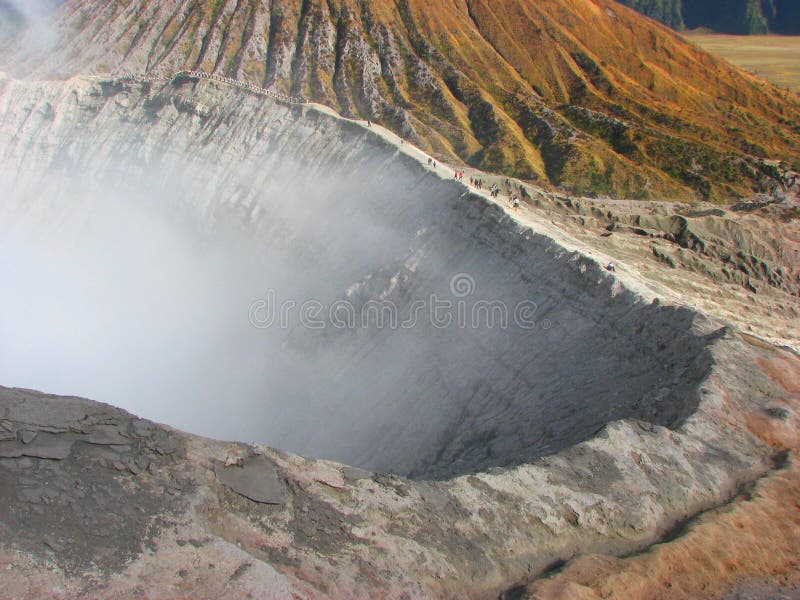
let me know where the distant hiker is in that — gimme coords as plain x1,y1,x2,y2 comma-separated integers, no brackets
428,158,432,166
367,120,372,127
433,161,437,168
606,263,616,272
513,195,520,210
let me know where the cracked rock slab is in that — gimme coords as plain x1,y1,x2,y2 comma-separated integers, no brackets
214,454,287,505
0,433,74,460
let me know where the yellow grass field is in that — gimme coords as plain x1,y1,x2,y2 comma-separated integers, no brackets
684,32,800,93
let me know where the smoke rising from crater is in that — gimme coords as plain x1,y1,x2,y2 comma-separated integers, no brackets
0,83,712,478
0,0,63,55
0,156,419,449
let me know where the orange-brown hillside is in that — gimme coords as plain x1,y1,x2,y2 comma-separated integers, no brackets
4,0,799,201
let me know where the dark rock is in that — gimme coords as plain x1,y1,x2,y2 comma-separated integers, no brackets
43,537,65,552
764,406,791,421
152,436,181,456
0,442,24,458
19,487,44,503
0,457,31,469
80,426,130,445
229,562,252,581
214,454,287,505
22,434,75,460
0,433,74,460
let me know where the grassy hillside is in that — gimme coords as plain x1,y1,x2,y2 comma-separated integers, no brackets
2,0,799,202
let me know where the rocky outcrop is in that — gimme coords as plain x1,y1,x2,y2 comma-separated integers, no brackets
0,388,189,576
1,335,798,598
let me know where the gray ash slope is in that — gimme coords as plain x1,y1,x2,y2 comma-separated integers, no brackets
1,73,715,479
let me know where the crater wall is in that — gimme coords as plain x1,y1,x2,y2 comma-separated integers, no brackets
0,74,717,478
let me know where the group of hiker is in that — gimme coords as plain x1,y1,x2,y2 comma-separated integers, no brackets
441,166,524,211
422,149,529,213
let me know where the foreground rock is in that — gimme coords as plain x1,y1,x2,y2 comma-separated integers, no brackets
1,332,798,598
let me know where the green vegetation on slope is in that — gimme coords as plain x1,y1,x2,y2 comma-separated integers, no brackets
2,0,799,202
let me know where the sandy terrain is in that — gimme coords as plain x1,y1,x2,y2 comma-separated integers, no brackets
527,346,800,599
684,33,800,93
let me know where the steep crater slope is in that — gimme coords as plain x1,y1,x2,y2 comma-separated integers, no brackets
0,74,716,479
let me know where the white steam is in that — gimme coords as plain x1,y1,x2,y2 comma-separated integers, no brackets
0,0,62,55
